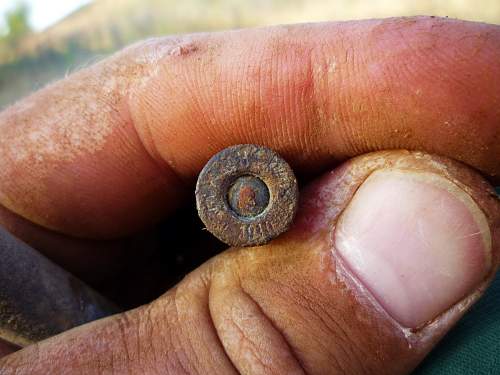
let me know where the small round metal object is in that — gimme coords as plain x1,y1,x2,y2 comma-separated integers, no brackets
195,144,299,247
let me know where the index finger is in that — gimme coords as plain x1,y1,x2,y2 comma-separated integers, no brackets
0,17,499,239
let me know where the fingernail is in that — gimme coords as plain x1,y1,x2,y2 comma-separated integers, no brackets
334,169,492,328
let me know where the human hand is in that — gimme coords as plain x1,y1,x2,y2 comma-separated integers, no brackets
0,16,499,374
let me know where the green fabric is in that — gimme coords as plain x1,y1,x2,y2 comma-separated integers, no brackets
413,187,500,375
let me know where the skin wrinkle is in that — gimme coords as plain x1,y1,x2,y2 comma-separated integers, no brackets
194,42,223,147
139,300,178,375
310,43,335,146
209,255,307,375
248,279,308,374
229,246,365,375
172,288,204,375
330,36,366,156
400,24,479,125
228,312,269,374
156,269,241,375
129,308,145,373
126,38,202,185
209,304,248,373
114,313,136,373
298,49,315,157
208,261,254,375
124,97,183,187
282,43,299,154
237,287,307,375
202,307,239,375
151,299,177,375
227,294,299,375
288,281,359,374
302,284,364,372
232,44,247,142
165,295,194,375
206,291,241,375
327,254,375,368
141,305,161,375
291,299,349,374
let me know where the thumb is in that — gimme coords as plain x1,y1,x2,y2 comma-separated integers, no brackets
1,150,498,375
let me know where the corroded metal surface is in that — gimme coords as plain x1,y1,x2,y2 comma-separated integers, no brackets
196,144,298,247
0,227,119,347
227,175,270,218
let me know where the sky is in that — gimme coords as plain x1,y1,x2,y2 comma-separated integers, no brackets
0,0,90,32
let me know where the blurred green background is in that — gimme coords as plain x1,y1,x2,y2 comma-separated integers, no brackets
1,0,500,109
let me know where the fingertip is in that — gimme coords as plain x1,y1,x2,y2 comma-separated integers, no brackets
335,168,492,328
